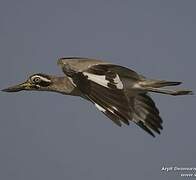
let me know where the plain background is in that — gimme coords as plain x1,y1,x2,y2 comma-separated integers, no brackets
0,0,195,180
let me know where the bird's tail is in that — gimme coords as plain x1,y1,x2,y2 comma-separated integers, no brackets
139,79,193,96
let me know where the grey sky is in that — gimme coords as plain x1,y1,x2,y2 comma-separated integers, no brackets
0,0,195,180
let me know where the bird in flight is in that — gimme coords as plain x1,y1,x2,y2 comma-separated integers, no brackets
2,57,193,137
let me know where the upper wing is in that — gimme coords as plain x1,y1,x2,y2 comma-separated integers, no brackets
82,63,142,80
57,57,144,80
69,64,135,126
59,60,162,137
74,72,133,126
57,57,109,73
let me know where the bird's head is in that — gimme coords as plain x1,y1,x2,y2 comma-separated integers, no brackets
2,73,53,92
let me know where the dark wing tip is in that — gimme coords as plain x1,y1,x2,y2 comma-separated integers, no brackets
136,121,155,137
133,93,164,137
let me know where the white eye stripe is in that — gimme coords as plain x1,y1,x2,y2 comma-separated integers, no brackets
31,75,51,82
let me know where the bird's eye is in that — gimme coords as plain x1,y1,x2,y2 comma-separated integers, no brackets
33,77,41,83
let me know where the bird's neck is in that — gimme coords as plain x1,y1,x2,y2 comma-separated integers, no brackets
51,76,81,96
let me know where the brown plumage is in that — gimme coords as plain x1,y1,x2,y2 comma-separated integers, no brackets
2,57,193,137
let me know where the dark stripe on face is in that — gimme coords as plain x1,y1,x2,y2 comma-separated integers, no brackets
38,81,51,87
30,74,52,87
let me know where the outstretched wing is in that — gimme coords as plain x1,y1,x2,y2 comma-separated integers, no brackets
72,70,133,126
59,59,163,137
77,64,163,137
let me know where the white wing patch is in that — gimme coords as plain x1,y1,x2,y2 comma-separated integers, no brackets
83,72,109,88
94,103,106,112
68,77,77,87
83,72,124,89
113,74,123,89
94,103,117,115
